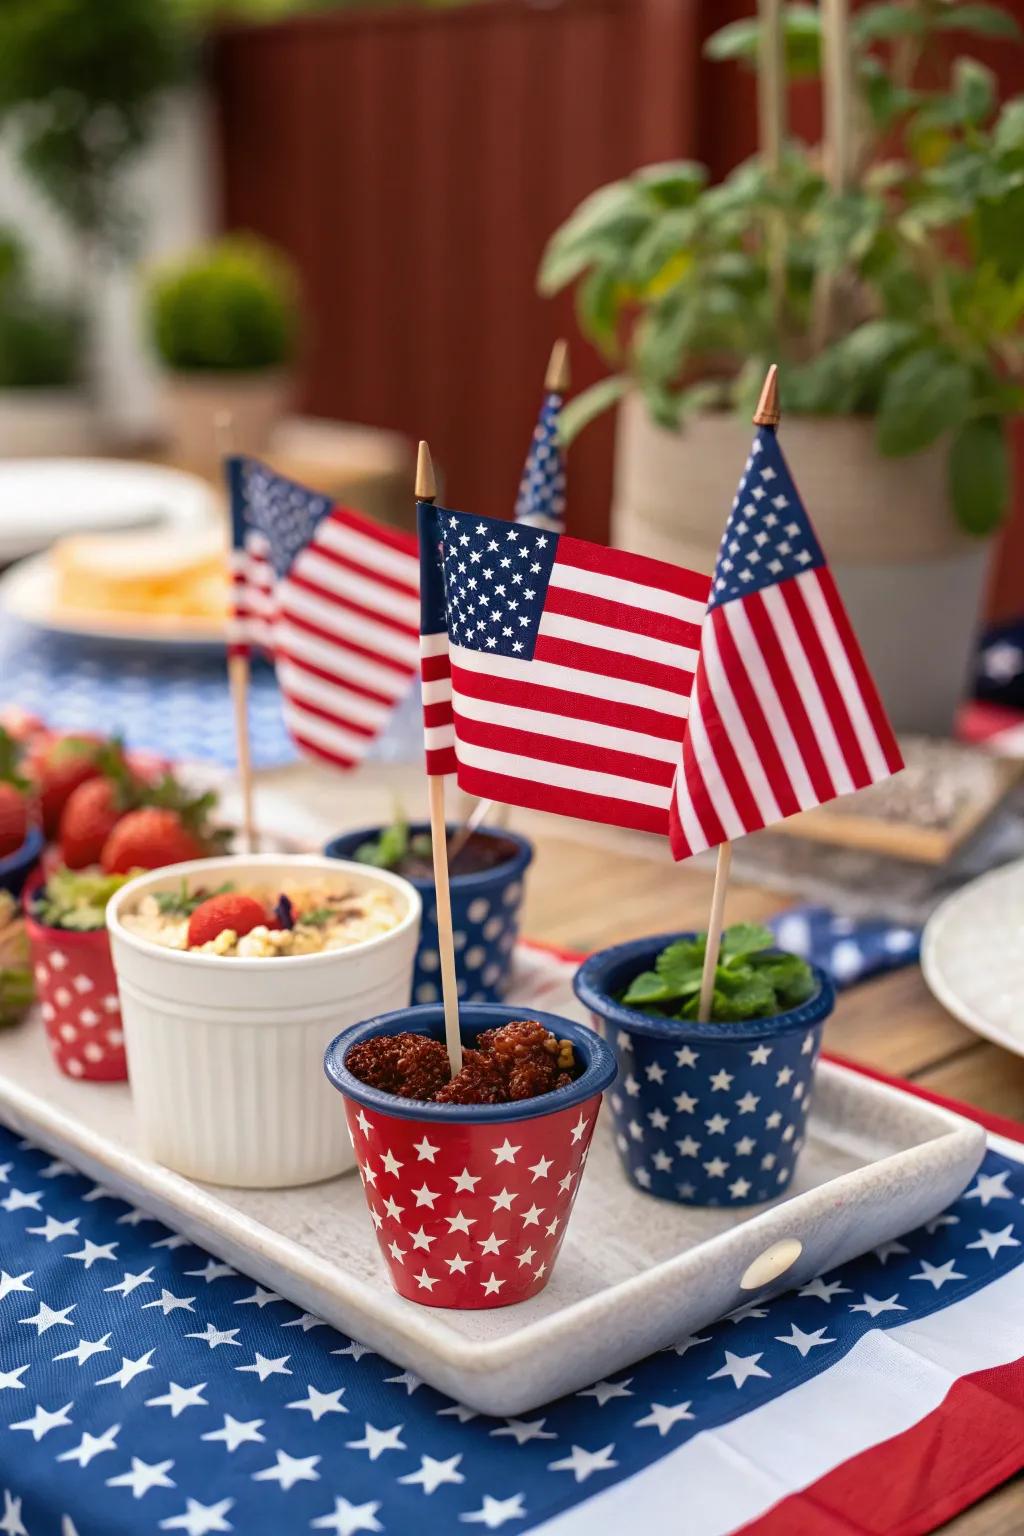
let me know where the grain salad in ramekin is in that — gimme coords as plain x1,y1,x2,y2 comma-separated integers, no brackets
107,855,421,1188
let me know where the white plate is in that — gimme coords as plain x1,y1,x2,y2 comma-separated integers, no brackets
0,948,984,1415
0,550,225,650
922,856,1024,1056
0,459,218,563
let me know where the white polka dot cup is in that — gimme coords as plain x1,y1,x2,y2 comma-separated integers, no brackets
574,935,835,1208
324,825,533,1005
107,855,421,1188
24,903,127,1083
324,1005,616,1309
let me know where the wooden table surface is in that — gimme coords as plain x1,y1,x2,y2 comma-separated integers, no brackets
254,764,1023,1532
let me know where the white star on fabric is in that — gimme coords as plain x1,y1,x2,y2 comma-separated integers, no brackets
201,1414,265,1452
577,1378,633,1406
19,1300,75,1335
381,1150,403,1177
527,1156,553,1181
10,1400,73,1441
236,1352,291,1381
142,1289,195,1317
676,1136,701,1157
708,1351,771,1388
105,1455,176,1498
520,1203,543,1226
415,1269,438,1292
459,1493,527,1528
1,1189,41,1213
158,1497,234,1535
452,1167,482,1192
748,1044,772,1065
482,1274,505,1296
799,1276,850,1303
490,1188,517,1212
709,1069,734,1092
286,1383,348,1422
385,1370,422,1395
252,1449,321,1490
775,1325,836,1357
703,1157,729,1178
399,1452,466,1494
728,1177,751,1199
54,1333,112,1366
675,1046,699,1067
0,1364,29,1390
705,1115,730,1135
734,1137,756,1156
967,1224,1020,1258
408,1226,434,1252
104,1267,155,1298
874,1239,911,1264
493,1139,521,1165
58,1422,120,1467
648,1109,670,1131
776,1066,794,1086
345,1421,407,1460
311,1497,384,1535
735,1092,760,1115
145,1381,208,1417
446,1210,475,1235
644,1063,666,1083
234,1286,283,1308
548,1443,618,1482
0,1492,26,1536
849,1293,907,1317
674,1091,697,1114
652,1150,674,1172
0,1271,32,1303
964,1169,1013,1207
183,1260,236,1284
26,1215,79,1241
910,1258,966,1290
96,1349,156,1389
413,1136,440,1163
635,1400,695,1435
765,1110,782,1129
446,1254,471,1274
66,1239,118,1270
185,1323,241,1349
490,1417,556,1444
332,1340,374,1362
383,1197,404,1222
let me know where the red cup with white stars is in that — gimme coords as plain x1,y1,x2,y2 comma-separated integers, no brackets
324,1005,616,1309
25,914,126,1082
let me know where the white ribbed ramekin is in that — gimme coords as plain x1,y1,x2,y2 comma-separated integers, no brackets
107,855,421,1188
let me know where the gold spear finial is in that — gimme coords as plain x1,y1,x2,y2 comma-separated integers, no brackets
753,363,780,427
416,440,437,502
545,338,571,395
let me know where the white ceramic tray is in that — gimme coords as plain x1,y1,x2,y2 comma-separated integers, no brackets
922,855,1024,1058
0,949,984,1416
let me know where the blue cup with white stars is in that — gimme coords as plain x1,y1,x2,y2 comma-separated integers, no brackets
325,824,533,1006
573,933,834,1209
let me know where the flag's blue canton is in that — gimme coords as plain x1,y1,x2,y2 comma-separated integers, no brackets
0,1122,1021,1535
515,392,566,532
231,457,332,580
710,426,825,609
433,504,559,660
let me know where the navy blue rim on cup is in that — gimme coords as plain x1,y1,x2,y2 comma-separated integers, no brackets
324,1003,616,1124
573,932,835,1041
323,824,534,892
0,825,45,898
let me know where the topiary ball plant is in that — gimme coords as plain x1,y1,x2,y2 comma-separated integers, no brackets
148,235,299,374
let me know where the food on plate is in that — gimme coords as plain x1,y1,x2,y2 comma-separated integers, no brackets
346,1018,578,1105
0,892,33,1026
619,922,816,1024
30,868,136,932
354,814,520,879
122,876,403,957
52,525,227,622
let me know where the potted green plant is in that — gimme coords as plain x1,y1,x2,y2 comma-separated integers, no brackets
539,1,1024,733
0,228,92,455
146,234,300,467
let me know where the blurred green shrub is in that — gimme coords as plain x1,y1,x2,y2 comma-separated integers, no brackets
148,236,300,372
0,230,82,390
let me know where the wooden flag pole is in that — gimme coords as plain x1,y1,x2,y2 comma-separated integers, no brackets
418,440,463,1078
546,336,571,395
696,365,780,1022
216,410,257,853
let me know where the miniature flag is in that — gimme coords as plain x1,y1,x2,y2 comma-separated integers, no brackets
228,456,420,769
669,425,903,859
515,386,566,533
419,500,711,835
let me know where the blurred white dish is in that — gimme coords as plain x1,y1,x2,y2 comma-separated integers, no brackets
921,856,1024,1057
0,458,218,563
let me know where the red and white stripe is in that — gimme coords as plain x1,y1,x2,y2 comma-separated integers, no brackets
424,536,710,836
670,566,903,859
231,506,420,769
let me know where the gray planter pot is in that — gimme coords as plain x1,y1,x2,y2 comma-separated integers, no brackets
613,394,993,735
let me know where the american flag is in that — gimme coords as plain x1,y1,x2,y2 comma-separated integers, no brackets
515,389,566,533
669,425,903,860
228,456,421,769
418,500,711,835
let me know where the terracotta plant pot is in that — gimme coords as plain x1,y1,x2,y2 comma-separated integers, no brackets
324,1004,616,1309
612,393,992,735
24,899,126,1082
160,369,291,471
574,933,835,1208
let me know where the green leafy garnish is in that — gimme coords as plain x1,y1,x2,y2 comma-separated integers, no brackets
153,880,233,918
354,812,410,872
34,869,134,932
298,907,335,928
620,923,815,1025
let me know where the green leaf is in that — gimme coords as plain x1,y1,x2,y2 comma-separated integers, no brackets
712,974,778,1021
633,161,707,208
933,5,1021,39
354,816,409,871
949,415,1010,534
655,937,706,998
622,970,674,1007
853,3,926,41
720,922,774,961
537,182,651,296
953,57,997,125
704,6,822,79
876,349,972,456
994,98,1024,154
558,375,628,446
574,266,621,353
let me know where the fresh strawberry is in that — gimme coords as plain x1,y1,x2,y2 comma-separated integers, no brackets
59,778,125,869
0,783,29,860
187,893,268,949
27,733,105,835
100,808,208,874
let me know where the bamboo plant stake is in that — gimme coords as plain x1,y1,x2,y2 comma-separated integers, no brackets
417,440,463,1077
448,338,571,861
758,0,788,326
814,0,856,347
696,365,780,1022
216,410,257,853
